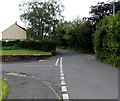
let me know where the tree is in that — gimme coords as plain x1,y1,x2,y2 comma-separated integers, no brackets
55,18,94,51
88,2,112,25
88,1,120,25
19,0,64,40
114,1,120,13
54,21,76,46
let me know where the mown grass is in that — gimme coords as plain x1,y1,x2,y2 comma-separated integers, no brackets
0,49,51,55
0,78,10,101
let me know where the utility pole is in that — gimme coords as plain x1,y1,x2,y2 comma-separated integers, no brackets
113,0,115,15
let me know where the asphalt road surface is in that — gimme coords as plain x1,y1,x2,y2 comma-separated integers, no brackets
2,49,118,100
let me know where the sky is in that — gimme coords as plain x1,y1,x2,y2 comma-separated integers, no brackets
0,0,113,39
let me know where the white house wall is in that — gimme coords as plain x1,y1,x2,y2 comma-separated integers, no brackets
2,24,27,40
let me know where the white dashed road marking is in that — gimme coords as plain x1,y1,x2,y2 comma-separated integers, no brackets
60,73,64,76
55,58,60,66
61,80,66,85
60,57,63,68
60,70,63,73
59,57,69,100
62,86,67,92
61,76,65,80
62,94,69,100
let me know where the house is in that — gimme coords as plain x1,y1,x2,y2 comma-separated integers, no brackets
2,22,27,41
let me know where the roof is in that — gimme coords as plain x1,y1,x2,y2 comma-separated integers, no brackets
2,23,26,33
15,23,26,31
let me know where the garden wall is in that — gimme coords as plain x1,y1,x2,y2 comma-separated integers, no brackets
0,55,52,62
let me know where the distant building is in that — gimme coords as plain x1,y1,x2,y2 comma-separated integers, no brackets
2,22,27,41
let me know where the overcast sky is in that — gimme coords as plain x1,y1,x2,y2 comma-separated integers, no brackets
0,0,113,39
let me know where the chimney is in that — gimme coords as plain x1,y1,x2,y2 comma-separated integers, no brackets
15,21,17,25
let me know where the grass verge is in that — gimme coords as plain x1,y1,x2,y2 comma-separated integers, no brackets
0,78,10,101
0,49,51,55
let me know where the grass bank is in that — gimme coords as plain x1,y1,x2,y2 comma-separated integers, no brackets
0,49,51,55
0,78,10,101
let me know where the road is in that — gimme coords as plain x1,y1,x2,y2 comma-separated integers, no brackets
2,49,118,100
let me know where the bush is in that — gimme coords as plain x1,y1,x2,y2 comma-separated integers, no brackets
94,12,120,67
1,40,56,52
2,40,20,47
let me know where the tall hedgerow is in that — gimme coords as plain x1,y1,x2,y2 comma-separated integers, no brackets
94,11,120,67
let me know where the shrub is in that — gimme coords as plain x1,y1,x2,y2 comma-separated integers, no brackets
2,40,20,47
94,12,120,67
1,40,56,52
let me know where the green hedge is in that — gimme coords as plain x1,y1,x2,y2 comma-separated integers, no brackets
94,12,120,67
1,40,56,52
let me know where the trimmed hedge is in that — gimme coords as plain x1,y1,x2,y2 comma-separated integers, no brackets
94,12,120,67
1,40,56,52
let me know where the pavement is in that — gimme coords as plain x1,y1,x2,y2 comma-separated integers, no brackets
3,71,60,100
2,49,118,100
